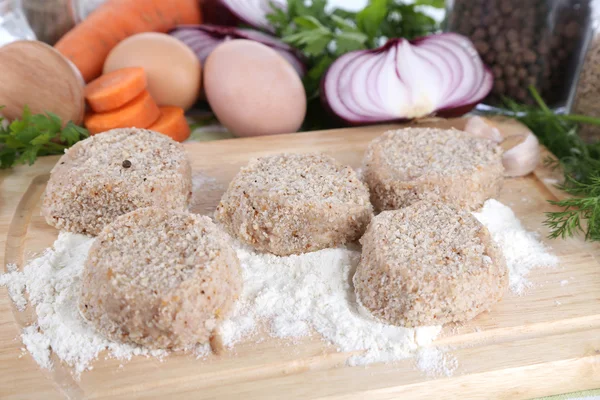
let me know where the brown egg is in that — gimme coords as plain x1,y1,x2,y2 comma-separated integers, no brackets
204,39,306,137
103,33,201,110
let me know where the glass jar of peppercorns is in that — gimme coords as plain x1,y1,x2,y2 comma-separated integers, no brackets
445,0,593,110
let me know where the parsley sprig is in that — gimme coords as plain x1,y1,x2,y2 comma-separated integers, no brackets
0,106,89,169
504,87,600,241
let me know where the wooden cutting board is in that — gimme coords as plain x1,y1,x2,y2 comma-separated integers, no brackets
1,119,599,400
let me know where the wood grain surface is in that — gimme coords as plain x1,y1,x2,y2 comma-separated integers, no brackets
1,120,599,399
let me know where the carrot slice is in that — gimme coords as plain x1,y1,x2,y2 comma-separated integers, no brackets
84,67,147,112
148,106,191,142
84,90,160,135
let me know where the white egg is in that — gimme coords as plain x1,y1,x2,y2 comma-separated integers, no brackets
204,39,307,137
104,33,201,110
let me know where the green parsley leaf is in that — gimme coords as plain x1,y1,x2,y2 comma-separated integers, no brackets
30,132,53,146
16,145,41,166
414,0,445,8
356,0,388,42
335,31,369,55
0,106,89,169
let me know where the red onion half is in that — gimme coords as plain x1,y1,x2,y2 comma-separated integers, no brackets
322,33,493,124
170,25,306,77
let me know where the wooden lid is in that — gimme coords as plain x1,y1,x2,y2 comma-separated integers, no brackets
0,40,84,124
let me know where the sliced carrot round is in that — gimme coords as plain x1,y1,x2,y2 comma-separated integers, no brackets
148,106,191,142
84,90,160,135
84,67,147,112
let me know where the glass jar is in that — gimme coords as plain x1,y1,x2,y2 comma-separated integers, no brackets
0,0,35,46
21,0,74,45
572,1,600,141
445,0,593,111
21,0,105,45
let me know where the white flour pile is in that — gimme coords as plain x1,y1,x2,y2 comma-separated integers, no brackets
220,244,443,366
473,199,559,294
0,199,558,376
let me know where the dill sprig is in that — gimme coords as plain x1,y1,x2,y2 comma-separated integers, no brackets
503,87,600,241
546,176,600,241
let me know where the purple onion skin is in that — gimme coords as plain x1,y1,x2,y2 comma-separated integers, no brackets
170,25,307,76
200,0,241,27
320,36,492,126
436,104,478,119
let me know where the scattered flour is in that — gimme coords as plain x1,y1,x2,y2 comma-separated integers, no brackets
194,344,212,360
0,265,27,310
560,279,569,286
1,233,166,375
415,347,458,377
0,199,558,377
473,199,559,294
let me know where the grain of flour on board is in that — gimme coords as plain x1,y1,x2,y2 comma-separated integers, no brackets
0,199,558,377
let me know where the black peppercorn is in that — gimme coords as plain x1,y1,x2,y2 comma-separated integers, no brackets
122,160,132,169
448,0,591,106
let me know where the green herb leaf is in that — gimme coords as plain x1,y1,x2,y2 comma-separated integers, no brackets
30,132,53,146
16,145,41,166
0,149,16,169
330,15,360,33
46,112,63,132
334,31,369,55
61,122,89,146
293,15,326,30
414,0,445,8
0,106,89,169
356,0,388,40
503,87,600,242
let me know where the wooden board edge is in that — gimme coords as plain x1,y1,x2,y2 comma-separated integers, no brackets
91,328,600,400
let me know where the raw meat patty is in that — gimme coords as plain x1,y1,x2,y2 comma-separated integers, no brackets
80,207,242,350
363,128,504,211
354,201,508,327
42,128,192,236
216,153,373,256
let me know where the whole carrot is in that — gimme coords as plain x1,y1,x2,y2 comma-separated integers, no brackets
55,0,202,82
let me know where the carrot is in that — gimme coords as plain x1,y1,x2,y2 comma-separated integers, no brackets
84,67,147,112
84,90,160,135
55,0,202,83
148,106,191,142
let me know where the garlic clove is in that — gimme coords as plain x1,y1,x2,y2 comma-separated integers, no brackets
464,116,540,177
464,116,503,142
502,132,540,177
